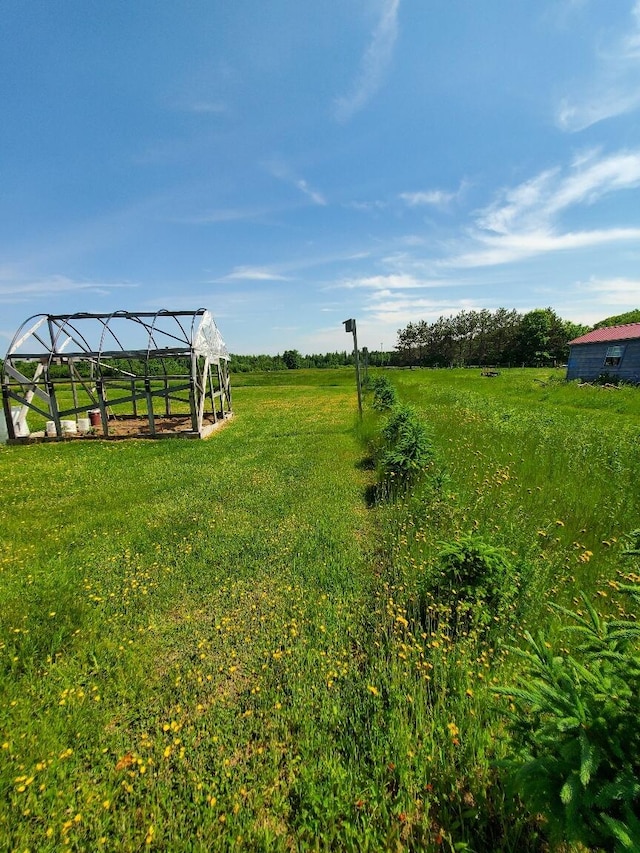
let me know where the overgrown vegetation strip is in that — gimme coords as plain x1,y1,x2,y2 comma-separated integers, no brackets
359,367,640,850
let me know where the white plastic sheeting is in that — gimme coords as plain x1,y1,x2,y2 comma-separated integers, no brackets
192,310,229,362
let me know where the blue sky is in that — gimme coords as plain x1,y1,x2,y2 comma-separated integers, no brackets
2,1,640,355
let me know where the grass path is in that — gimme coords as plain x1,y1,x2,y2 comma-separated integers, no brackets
1,378,376,851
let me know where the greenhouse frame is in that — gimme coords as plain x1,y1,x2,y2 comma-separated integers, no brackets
1,309,232,442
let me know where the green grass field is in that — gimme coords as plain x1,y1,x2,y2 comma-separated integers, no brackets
1,367,638,851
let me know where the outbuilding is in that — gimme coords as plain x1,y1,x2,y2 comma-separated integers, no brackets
566,322,640,384
1,309,232,442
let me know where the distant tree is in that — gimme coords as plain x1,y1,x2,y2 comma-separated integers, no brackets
395,308,523,366
485,308,521,364
394,306,591,367
282,349,303,369
593,309,640,329
562,320,590,345
515,308,567,366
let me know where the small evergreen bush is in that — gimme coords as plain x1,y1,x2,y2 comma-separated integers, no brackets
370,375,397,410
421,535,518,634
499,582,640,852
378,404,433,498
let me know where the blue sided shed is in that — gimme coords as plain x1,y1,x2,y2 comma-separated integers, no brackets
566,323,640,384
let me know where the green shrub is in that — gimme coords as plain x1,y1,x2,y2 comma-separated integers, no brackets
499,582,640,852
370,375,397,410
421,535,518,634
379,405,433,497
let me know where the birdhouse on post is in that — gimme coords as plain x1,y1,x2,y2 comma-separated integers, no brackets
342,318,362,418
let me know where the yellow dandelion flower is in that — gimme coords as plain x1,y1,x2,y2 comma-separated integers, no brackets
367,685,380,696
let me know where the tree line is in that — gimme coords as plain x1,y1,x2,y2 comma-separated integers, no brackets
2,308,638,376
395,307,589,368
229,349,389,372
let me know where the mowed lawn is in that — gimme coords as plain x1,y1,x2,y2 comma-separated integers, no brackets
0,373,376,851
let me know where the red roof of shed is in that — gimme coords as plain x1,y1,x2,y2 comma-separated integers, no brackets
569,323,640,346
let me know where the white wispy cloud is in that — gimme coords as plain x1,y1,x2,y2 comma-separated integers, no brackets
450,227,640,269
334,0,401,121
219,266,290,282
266,161,327,206
0,275,137,305
548,276,640,325
581,276,640,304
295,179,327,206
345,200,387,212
184,100,227,114
349,181,466,216
447,148,640,268
330,266,478,335
556,1,640,131
340,273,441,291
176,207,273,224
399,189,456,208
474,149,640,233
365,294,481,326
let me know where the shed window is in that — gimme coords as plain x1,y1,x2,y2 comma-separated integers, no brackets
604,345,625,367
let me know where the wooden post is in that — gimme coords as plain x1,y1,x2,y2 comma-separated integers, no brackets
144,378,156,436
2,384,15,440
95,379,109,436
189,353,199,433
217,363,225,417
343,319,362,419
209,364,218,423
223,363,232,412
188,376,198,433
47,378,62,436
69,359,79,418
197,357,210,433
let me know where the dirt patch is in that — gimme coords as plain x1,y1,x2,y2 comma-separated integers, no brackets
16,412,233,443
99,415,213,437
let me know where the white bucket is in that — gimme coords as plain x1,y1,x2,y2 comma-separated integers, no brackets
46,421,57,437
77,417,91,434
60,419,77,435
